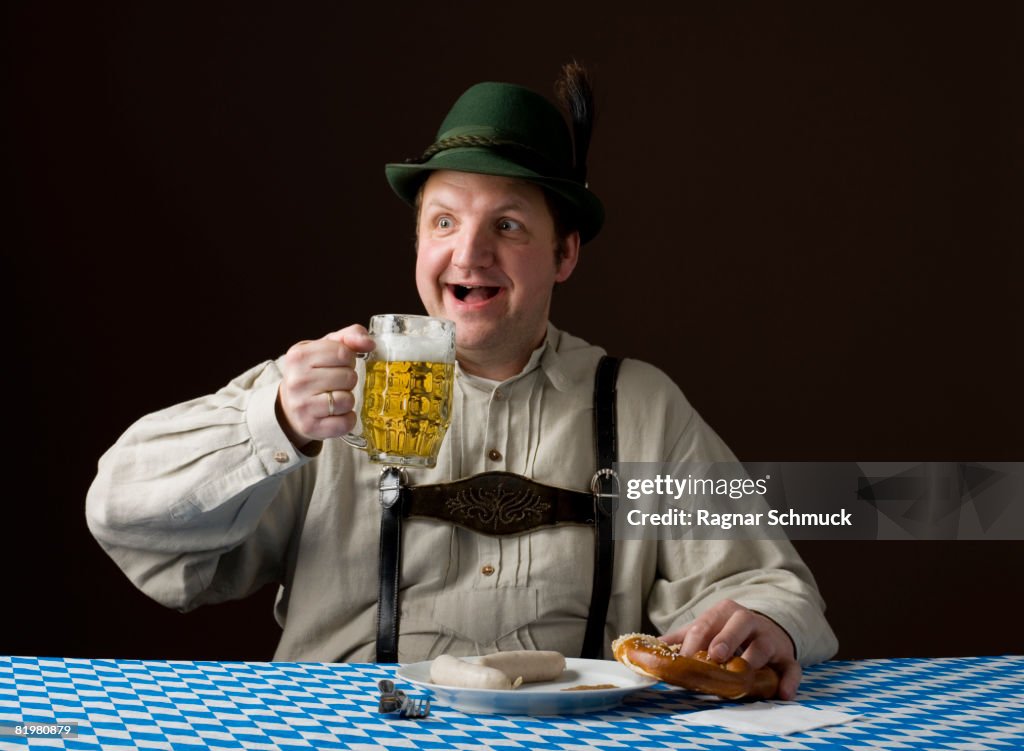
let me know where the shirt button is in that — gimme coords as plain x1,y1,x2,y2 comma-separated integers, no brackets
493,389,505,401
488,449,502,462
481,565,495,576
273,451,290,463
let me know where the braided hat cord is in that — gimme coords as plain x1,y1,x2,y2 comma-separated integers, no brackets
408,135,557,169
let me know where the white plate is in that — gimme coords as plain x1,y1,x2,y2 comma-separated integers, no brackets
395,656,657,715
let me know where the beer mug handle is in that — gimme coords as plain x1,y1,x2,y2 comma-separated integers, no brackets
341,433,367,450
341,350,370,451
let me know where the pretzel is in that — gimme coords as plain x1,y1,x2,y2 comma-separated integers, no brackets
611,633,779,699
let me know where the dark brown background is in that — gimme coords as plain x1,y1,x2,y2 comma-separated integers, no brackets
7,3,1022,661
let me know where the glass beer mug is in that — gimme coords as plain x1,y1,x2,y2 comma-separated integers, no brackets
343,314,456,468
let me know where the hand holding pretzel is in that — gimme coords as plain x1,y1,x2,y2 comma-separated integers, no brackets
276,325,375,449
659,599,800,699
612,633,780,699
614,599,800,700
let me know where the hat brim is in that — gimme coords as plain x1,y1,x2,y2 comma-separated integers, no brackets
385,147,604,244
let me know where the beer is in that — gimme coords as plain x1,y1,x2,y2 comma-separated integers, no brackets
342,315,456,468
361,359,454,464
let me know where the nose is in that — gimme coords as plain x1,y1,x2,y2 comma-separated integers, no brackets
451,221,495,271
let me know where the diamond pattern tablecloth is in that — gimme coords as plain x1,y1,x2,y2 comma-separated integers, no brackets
1,655,1021,750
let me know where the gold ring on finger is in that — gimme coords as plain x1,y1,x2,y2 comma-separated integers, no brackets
326,390,336,417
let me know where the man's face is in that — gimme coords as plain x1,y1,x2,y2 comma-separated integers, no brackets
415,170,579,378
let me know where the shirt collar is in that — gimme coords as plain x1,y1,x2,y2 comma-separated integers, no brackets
539,322,572,392
456,322,572,393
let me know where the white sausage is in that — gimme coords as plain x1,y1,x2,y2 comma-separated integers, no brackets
479,650,566,683
429,654,523,689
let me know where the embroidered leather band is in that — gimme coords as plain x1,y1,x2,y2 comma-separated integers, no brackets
403,471,594,535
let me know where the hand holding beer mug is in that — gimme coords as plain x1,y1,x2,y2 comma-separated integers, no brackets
343,314,455,468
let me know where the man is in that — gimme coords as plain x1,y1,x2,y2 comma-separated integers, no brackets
87,65,836,699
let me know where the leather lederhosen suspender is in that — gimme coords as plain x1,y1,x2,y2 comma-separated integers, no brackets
582,355,621,658
375,356,621,663
375,466,404,663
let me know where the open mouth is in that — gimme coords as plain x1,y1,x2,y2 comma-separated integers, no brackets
450,284,501,303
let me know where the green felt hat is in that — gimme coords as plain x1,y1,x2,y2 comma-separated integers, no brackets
385,81,604,244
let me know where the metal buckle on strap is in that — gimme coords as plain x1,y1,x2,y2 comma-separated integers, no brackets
590,468,619,517
590,468,619,497
379,466,406,509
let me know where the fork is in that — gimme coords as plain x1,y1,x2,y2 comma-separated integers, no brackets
399,696,431,719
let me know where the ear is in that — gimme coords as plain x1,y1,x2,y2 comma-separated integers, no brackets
554,231,581,283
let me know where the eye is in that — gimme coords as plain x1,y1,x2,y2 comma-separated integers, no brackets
497,218,523,231
436,216,454,230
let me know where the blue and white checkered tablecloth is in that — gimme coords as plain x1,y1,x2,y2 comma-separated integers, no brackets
1,654,1021,750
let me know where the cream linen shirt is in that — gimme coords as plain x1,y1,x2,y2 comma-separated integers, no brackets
86,324,838,665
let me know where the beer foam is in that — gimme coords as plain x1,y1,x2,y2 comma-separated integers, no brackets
374,332,454,363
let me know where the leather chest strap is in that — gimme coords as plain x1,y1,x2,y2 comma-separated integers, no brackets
581,355,621,659
375,467,403,663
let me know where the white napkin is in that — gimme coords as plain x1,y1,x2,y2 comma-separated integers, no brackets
671,702,859,736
